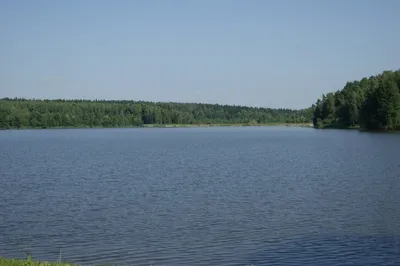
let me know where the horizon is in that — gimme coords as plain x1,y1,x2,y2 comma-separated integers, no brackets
1,0,399,109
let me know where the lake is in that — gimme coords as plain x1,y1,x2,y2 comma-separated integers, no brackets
1,126,400,265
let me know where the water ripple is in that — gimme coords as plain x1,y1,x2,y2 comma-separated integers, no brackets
1,127,400,265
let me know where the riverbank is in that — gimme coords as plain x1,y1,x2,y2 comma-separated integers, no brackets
0,122,314,130
0,258,76,266
143,122,313,128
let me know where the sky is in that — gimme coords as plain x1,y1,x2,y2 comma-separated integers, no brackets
0,0,399,109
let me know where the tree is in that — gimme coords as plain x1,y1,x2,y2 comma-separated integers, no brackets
0,110,9,129
313,99,323,128
313,69,400,130
373,80,400,129
0,98,313,129
322,93,336,125
347,91,359,127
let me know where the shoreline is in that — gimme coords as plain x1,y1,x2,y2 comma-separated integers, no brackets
313,125,400,133
0,123,314,131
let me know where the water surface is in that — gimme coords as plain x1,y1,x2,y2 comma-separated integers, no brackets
1,127,400,265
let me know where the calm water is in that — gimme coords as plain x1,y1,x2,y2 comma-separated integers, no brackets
1,127,400,266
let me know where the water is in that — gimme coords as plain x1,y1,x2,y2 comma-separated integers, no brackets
1,126,400,265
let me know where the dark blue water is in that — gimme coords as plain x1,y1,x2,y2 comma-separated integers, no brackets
1,127,400,265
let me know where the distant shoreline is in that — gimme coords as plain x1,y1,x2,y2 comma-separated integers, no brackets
143,122,314,128
313,126,400,133
0,122,314,131
0,98,314,130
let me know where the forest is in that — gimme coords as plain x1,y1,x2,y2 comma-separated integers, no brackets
0,98,313,129
2,69,399,130
313,69,400,130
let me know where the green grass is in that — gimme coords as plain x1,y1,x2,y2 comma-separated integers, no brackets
0,257,77,266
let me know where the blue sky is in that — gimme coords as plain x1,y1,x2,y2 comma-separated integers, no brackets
0,0,399,109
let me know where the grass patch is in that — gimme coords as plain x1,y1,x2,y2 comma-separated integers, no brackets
0,257,77,266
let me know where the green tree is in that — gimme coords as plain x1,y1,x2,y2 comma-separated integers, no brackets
313,69,400,130
0,97,313,129
373,80,400,129
347,91,359,127
313,99,323,128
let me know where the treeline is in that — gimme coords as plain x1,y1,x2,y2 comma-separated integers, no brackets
313,69,400,130
0,98,313,129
